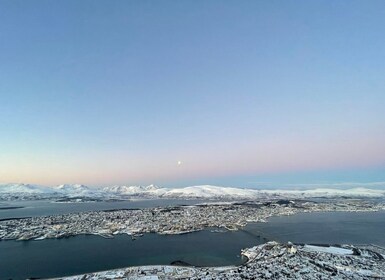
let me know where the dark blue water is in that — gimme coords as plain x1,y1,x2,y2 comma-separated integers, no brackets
246,211,385,246
0,229,261,280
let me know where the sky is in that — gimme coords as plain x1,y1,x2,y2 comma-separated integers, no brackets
0,0,385,187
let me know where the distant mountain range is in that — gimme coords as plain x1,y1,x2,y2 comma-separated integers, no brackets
1,183,385,201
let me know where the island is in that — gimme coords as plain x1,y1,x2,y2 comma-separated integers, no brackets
1,198,384,241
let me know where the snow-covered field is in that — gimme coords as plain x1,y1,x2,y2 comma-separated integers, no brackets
302,245,353,255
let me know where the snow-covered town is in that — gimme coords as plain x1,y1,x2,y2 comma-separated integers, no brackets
1,199,384,241
2,185,384,280
53,242,385,280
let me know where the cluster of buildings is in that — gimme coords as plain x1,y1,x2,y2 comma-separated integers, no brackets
0,199,383,241
56,241,385,280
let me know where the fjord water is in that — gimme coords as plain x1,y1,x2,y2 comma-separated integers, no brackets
0,229,262,280
246,211,385,246
1,201,384,280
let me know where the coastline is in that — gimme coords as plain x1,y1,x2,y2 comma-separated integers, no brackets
47,241,385,280
1,210,384,279
1,199,384,242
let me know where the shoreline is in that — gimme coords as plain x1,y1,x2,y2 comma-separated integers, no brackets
45,241,385,280
1,210,384,279
1,203,384,242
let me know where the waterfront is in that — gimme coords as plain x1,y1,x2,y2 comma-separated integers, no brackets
0,210,384,280
0,229,262,280
0,199,207,220
246,211,385,246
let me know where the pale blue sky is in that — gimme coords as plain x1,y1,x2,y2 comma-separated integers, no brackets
0,1,384,187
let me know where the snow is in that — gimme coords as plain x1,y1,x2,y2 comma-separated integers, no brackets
102,185,163,195
261,187,385,198
54,184,98,197
161,185,385,199
1,183,384,200
0,183,56,194
303,245,353,255
50,242,385,280
163,185,259,198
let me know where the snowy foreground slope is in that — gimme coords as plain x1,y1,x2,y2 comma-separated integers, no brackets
52,242,385,280
1,183,385,200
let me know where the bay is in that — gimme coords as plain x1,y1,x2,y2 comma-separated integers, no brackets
246,210,385,247
0,229,262,280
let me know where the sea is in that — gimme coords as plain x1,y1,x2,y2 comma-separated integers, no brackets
0,200,384,280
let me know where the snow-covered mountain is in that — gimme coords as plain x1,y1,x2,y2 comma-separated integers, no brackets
162,185,260,199
53,184,103,197
156,185,385,199
102,185,163,196
261,187,385,198
1,183,385,201
0,183,56,194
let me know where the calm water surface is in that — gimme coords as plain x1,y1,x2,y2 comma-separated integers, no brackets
246,211,385,246
0,229,262,280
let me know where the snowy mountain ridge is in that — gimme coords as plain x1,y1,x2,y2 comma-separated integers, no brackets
1,183,385,200
0,183,56,194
